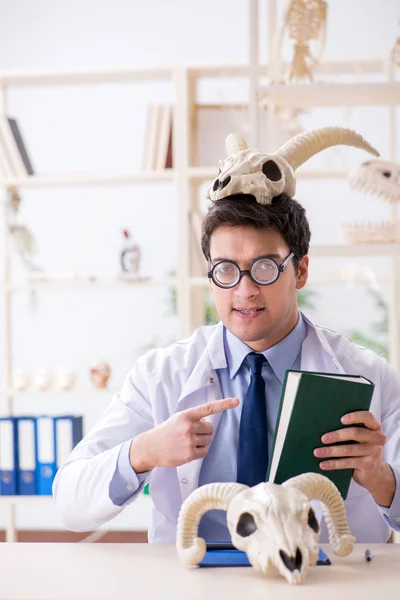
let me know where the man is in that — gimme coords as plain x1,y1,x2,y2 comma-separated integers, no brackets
53,128,400,544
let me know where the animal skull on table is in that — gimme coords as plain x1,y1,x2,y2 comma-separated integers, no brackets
176,473,354,585
206,127,379,206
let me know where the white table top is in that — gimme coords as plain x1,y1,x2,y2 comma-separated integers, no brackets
0,543,399,600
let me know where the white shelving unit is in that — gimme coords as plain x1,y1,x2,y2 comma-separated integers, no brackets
0,0,399,542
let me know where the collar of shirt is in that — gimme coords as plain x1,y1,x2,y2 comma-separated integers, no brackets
223,312,307,383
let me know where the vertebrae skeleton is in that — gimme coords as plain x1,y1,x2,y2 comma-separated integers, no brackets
277,0,328,82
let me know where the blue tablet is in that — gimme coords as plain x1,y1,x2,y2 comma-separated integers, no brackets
199,544,331,567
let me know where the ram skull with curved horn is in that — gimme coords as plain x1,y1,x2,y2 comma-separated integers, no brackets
176,473,355,585
206,126,379,206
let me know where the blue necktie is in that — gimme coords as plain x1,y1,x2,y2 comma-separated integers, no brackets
237,352,269,487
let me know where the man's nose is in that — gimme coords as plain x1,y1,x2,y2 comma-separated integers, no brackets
234,272,260,298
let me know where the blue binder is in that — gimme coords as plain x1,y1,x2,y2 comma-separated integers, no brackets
35,416,56,495
54,416,83,472
200,544,331,567
16,417,36,495
0,417,18,495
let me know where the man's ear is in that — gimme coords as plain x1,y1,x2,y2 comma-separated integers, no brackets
295,255,309,291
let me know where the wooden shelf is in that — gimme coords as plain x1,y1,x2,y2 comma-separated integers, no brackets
0,496,54,504
0,67,174,86
309,243,400,257
0,59,386,86
189,244,400,288
0,171,175,188
5,276,176,292
0,493,152,505
259,82,400,108
0,388,120,397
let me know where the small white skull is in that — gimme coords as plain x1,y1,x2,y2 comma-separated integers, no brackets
56,368,76,391
34,369,53,391
13,369,30,391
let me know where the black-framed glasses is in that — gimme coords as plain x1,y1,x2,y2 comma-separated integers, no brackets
208,252,295,289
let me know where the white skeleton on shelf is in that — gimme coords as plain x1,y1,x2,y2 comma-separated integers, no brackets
7,187,42,272
176,473,355,585
391,35,400,68
276,0,328,83
206,127,379,206
343,159,400,244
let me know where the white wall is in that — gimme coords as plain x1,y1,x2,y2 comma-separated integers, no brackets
0,0,399,531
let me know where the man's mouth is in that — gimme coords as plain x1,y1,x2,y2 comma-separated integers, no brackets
234,308,265,315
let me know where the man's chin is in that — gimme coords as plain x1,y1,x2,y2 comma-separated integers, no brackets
228,321,269,344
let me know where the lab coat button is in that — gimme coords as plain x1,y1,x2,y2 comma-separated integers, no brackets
126,484,134,491
209,376,215,384
181,477,188,484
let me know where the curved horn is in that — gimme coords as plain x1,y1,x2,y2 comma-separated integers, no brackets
225,133,249,156
176,482,247,566
283,473,355,557
275,126,379,171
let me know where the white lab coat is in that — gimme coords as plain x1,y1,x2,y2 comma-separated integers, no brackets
53,314,400,543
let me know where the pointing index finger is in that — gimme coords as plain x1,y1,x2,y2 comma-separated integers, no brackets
187,398,240,421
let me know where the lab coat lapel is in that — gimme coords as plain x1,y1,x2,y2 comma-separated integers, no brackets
300,313,346,374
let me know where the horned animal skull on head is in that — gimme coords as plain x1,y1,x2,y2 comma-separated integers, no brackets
206,127,379,205
176,473,354,585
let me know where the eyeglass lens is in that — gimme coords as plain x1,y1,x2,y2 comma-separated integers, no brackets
213,258,278,286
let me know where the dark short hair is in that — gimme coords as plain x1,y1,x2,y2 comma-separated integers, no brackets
201,193,311,271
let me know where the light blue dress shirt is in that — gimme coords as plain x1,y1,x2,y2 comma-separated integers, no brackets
109,314,307,541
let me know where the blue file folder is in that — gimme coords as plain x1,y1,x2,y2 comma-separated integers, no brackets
54,416,83,471
17,417,36,495
0,417,18,495
35,416,56,495
199,544,331,567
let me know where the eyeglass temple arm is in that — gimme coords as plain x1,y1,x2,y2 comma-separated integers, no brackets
280,252,295,271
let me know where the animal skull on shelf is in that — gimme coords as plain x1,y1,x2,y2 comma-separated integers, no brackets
34,369,53,391
343,159,400,244
89,360,111,389
349,159,400,204
13,369,30,391
176,473,354,585
206,127,379,206
56,368,76,391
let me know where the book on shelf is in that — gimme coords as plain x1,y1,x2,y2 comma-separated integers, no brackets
0,115,34,177
267,370,374,499
142,104,173,170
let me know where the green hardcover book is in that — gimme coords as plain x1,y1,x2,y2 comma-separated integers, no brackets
267,370,375,499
